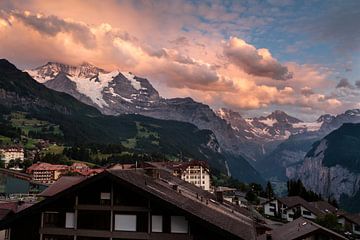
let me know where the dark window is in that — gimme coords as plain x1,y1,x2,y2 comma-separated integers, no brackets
302,210,312,216
354,225,360,231
77,210,110,230
269,208,275,213
43,212,65,228
269,203,276,207
288,214,294,218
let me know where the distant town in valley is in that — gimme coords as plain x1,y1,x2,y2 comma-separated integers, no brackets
1,0,359,239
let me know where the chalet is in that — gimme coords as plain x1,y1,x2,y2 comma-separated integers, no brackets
0,148,24,167
0,168,259,240
70,163,104,177
257,217,347,240
337,212,360,236
26,162,69,184
263,196,321,221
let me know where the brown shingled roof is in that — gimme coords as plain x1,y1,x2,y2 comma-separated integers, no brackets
39,176,86,197
309,201,338,214
108,169,256,240
257,217,347,240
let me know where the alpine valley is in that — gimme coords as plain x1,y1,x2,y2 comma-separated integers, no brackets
4,60,360,211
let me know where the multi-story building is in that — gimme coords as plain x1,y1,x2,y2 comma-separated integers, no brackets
171,160,211,191
26,162,69,184
0,147,24,167
0,168,260,240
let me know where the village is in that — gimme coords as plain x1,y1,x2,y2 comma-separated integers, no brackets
0,144,359,240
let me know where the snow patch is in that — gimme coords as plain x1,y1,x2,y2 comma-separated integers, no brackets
259,118,278,127
70,70,119,108
121,72,142,90
293,122,322,132
26,70,53,83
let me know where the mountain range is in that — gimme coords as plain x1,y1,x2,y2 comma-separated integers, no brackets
27,62,360,170
0,59,264,184
2,59,360,211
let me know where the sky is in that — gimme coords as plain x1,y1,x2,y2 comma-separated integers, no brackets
0,0,359,120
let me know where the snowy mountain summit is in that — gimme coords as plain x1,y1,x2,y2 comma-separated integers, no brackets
27,62,160,114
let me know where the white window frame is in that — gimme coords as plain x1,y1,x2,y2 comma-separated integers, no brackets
114,214,137,232
151,215,163,232
65,212,75,229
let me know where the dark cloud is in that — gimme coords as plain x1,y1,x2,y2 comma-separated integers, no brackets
224,37,292,80
10,10,96,49
300,87,314,96
336,78,353,89
355,80,360,88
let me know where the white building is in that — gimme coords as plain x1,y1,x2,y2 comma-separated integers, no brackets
337,213,360,236
0,147,24,167
172,160,211,191
263,196,321,222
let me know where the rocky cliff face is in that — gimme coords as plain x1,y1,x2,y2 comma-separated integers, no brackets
287,137,360,202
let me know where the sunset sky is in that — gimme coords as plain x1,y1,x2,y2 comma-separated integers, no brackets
0,0,359,120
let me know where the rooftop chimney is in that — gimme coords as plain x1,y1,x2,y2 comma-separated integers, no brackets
215,191,224,203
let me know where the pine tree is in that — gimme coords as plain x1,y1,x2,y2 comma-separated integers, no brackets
265,181,275,199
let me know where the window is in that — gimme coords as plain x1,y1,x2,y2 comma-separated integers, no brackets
269,208,275,213
302,210,312,216
152,215,163,232
77,210,110,230
114,214,137,231
354,224,360,232
43,212,62,228
100,192,111,200
171,216,188,233
65,212,75,228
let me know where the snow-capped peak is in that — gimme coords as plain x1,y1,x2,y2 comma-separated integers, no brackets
26,61,106,83
121,71,142,90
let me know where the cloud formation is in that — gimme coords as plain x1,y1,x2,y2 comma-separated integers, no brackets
223,37,293,80
9,10,96,49
0,0,356,120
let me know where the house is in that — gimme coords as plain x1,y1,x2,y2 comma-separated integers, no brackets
0,148,24,167
257,217,347,240
263,196,322,221
26,162,69,184
337,212,360,236
309,200,338,215
70,163,104,177
0,168,260,240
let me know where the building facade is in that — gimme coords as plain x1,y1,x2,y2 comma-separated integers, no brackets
172,161,211,191
26,162,69,184
0,148,24,167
